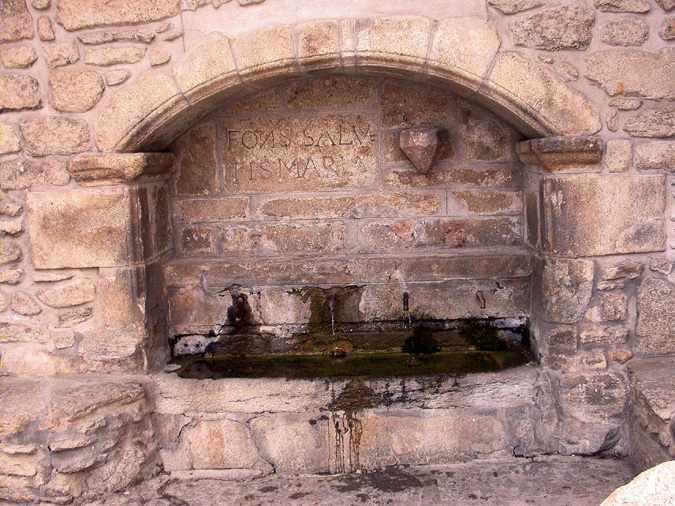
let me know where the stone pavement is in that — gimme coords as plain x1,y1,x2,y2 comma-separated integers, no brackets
86,456,634,506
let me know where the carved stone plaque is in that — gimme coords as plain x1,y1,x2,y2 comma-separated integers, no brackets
223,114,377,193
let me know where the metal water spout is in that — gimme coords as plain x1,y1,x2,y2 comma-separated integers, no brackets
327,293,337,336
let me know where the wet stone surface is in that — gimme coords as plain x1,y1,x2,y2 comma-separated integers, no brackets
84,456,634,506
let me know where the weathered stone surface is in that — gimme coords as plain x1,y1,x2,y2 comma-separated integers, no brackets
0,157,69,190
20,117,89,155
657,0,675,10
624,108,675,138
0,269,23,285
358,217,521,251
37,15,55,41
49,69,105,113
609,97,642,111
511,6,595,50
634,141,675,171
56,0,180,31
579,326,629,347
585,50,675,99
37,279,96,308
0,73,40,111
488,0,541,14
175,198,249,223
175,123,218,195
250,413,329,473
257,193,442,220
0,240,21,266
635,277,675,354
542,175,666,256
542,258,594,324
602,461,675,505
517,136,603,172
43,41,79,68
78,28,156,45
0,123,20,155
69,152,174,184
399,127,440,174
585,292,628,322
660,17,675,40
600,19,649,46
10,291,41,316
0,45,37,68
83,46,146,66
0,0,33,42
31,0,50,8
177,419,259,470
27,189,130,269
604,140,632,173
222,114,376,194
148,46,171,66
594,0,650,12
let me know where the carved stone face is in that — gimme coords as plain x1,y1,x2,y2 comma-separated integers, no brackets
398,127,441,174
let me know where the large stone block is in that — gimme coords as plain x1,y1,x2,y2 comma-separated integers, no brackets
48,69,105,113
20,117,90,156
175,122,218,195
56,0,180,31
585,49,675,99
27,189,131,269
0,158,69,190
542,175,666,256
635,277,675,355
541,258,594,324
511,5,595,50
634,142,675,171
624,108,675,138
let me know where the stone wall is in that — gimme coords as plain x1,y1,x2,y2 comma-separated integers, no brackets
0,0,674,500
167,75,530,339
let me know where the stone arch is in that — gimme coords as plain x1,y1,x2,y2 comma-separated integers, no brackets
94,16,601,153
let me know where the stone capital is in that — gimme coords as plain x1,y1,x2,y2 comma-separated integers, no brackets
517,136,604,172
68,152,175,185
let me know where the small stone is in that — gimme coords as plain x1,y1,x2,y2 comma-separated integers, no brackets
608,349,633,364
398,127,440,174
660,17,675,40
0,269,23,285
0,220,23,236
49,69,105,113
510,6,595,51
600,20,649,46
10,292,41,316
634,142,675,171
78,28,155,45
0,195,22,217
57,305,93,326
37,279,96,308
609,97,642,111
44,41,79,67
586,293,628,322
37,15,55,41
0,123,20,155
580,326,629,346
238,0,265,4
656,0,675,11
0,0,33,42
488,0,542,13
0,240,21,265
599,260,643,282
148,46,171,66
604,140,632,173
624,108,675,138
32,271,73,283
594,0,650,12
606,109,619,132
83,46,146,66
0,73,40,111
0,291,9,312
104,69,131,86
20,117,90,156
50,329,75,349
31,0,50,8
0,46,37,68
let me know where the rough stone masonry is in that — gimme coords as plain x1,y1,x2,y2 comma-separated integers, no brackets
0,0,674,504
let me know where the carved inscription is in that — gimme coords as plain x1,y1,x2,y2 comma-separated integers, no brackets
223,114,377,192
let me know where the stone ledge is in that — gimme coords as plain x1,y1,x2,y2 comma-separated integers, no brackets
517,136,604,172
69,152,175,185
